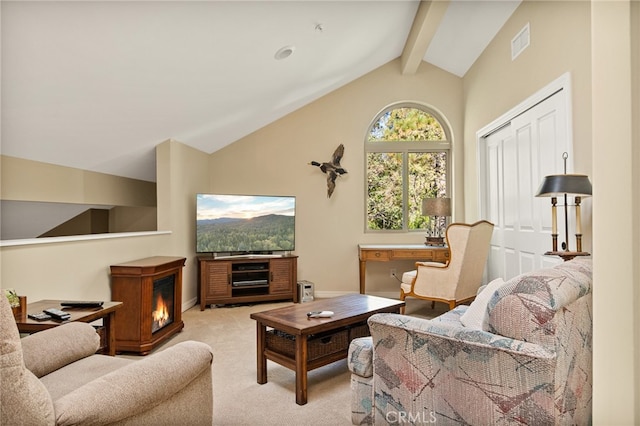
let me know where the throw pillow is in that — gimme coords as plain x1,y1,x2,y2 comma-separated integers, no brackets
460,277,505,330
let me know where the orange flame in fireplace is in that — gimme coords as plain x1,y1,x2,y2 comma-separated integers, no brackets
152,293,170,330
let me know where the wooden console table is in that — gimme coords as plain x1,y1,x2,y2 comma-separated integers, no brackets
358,244,450,294
15,300,123,356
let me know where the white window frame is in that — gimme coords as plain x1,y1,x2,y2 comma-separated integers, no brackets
365,103,452,233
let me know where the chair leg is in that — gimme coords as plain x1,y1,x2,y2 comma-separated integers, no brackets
431,301,435,309
448,300,457,311
399,291,406,315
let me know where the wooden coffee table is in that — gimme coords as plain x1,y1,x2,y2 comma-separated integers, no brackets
15,300,123,356
250,293,404,405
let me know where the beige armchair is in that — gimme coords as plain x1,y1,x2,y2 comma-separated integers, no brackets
400,220,494,312
0,293,214,426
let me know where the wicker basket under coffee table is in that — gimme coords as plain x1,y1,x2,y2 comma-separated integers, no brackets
250,293,404,405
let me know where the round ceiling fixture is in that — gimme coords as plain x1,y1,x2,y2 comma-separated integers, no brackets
274,45,295,60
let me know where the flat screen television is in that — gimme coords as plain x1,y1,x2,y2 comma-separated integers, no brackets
196,194,295,255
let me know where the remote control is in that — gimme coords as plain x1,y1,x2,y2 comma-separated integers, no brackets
28,312,52,321
307,310,334,318
43,308,71,321
60,301,104,308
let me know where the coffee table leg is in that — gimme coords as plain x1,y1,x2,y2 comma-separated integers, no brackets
256,322,267,384
295,334,308,405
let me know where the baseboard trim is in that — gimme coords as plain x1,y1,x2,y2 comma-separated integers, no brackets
183,297,197,312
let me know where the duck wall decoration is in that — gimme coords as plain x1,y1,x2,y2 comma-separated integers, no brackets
309,144,348,198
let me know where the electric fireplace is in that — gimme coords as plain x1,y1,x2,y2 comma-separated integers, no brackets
110,256,185,355
152,274,175,333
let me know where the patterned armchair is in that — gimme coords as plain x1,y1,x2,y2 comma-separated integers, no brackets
349,258,592,425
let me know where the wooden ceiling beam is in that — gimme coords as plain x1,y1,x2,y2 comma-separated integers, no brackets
401,0,450,75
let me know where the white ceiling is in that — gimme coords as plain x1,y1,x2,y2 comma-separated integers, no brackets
1,0,521,183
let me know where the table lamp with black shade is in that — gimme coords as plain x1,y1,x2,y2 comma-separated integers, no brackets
422,197,451,246
535,152,592,261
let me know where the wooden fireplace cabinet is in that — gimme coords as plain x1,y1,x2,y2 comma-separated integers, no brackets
110,256,186,354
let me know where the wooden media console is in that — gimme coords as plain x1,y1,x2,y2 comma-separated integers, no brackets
197,255,298,309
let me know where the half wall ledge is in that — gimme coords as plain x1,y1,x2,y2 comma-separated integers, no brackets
0,230,171,248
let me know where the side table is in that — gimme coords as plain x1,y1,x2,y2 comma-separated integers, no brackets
15,300,123,356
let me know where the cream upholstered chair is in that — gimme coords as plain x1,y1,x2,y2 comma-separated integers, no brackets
0,293,214,425
400,220,494,312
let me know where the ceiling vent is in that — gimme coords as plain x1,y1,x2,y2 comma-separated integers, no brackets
511,23,530,60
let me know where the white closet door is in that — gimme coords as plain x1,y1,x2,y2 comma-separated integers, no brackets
481,89,569,281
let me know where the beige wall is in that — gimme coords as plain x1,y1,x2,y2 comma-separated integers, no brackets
1,155,156,206
0,233,172,302
1,155,158,237
109,206,157,233
156,139,211,303
591,1,638,422
633,2,640,419
207,59,464,296
463,0,592,220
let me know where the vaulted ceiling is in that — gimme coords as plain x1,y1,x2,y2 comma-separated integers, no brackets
1,1,521,183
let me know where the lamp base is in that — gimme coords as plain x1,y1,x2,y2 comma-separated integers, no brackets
544,251,591,262
425,236,445,246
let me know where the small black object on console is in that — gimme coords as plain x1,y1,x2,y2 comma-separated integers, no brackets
43,308,71,321
28,312,52,321
60,301,104,308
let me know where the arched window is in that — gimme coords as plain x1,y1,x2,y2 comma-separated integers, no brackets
365,104,451,232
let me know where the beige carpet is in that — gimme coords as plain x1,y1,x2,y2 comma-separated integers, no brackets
126,297,448,426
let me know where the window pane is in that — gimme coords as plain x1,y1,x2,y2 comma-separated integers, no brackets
408,152,448,230
369,108,445,141
367,152,403,230
366,105,449,233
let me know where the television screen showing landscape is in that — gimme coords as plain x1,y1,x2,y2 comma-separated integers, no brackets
196,194,295,253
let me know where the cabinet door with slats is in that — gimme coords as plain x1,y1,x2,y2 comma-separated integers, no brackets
206,261,231,298
269,258,293,294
